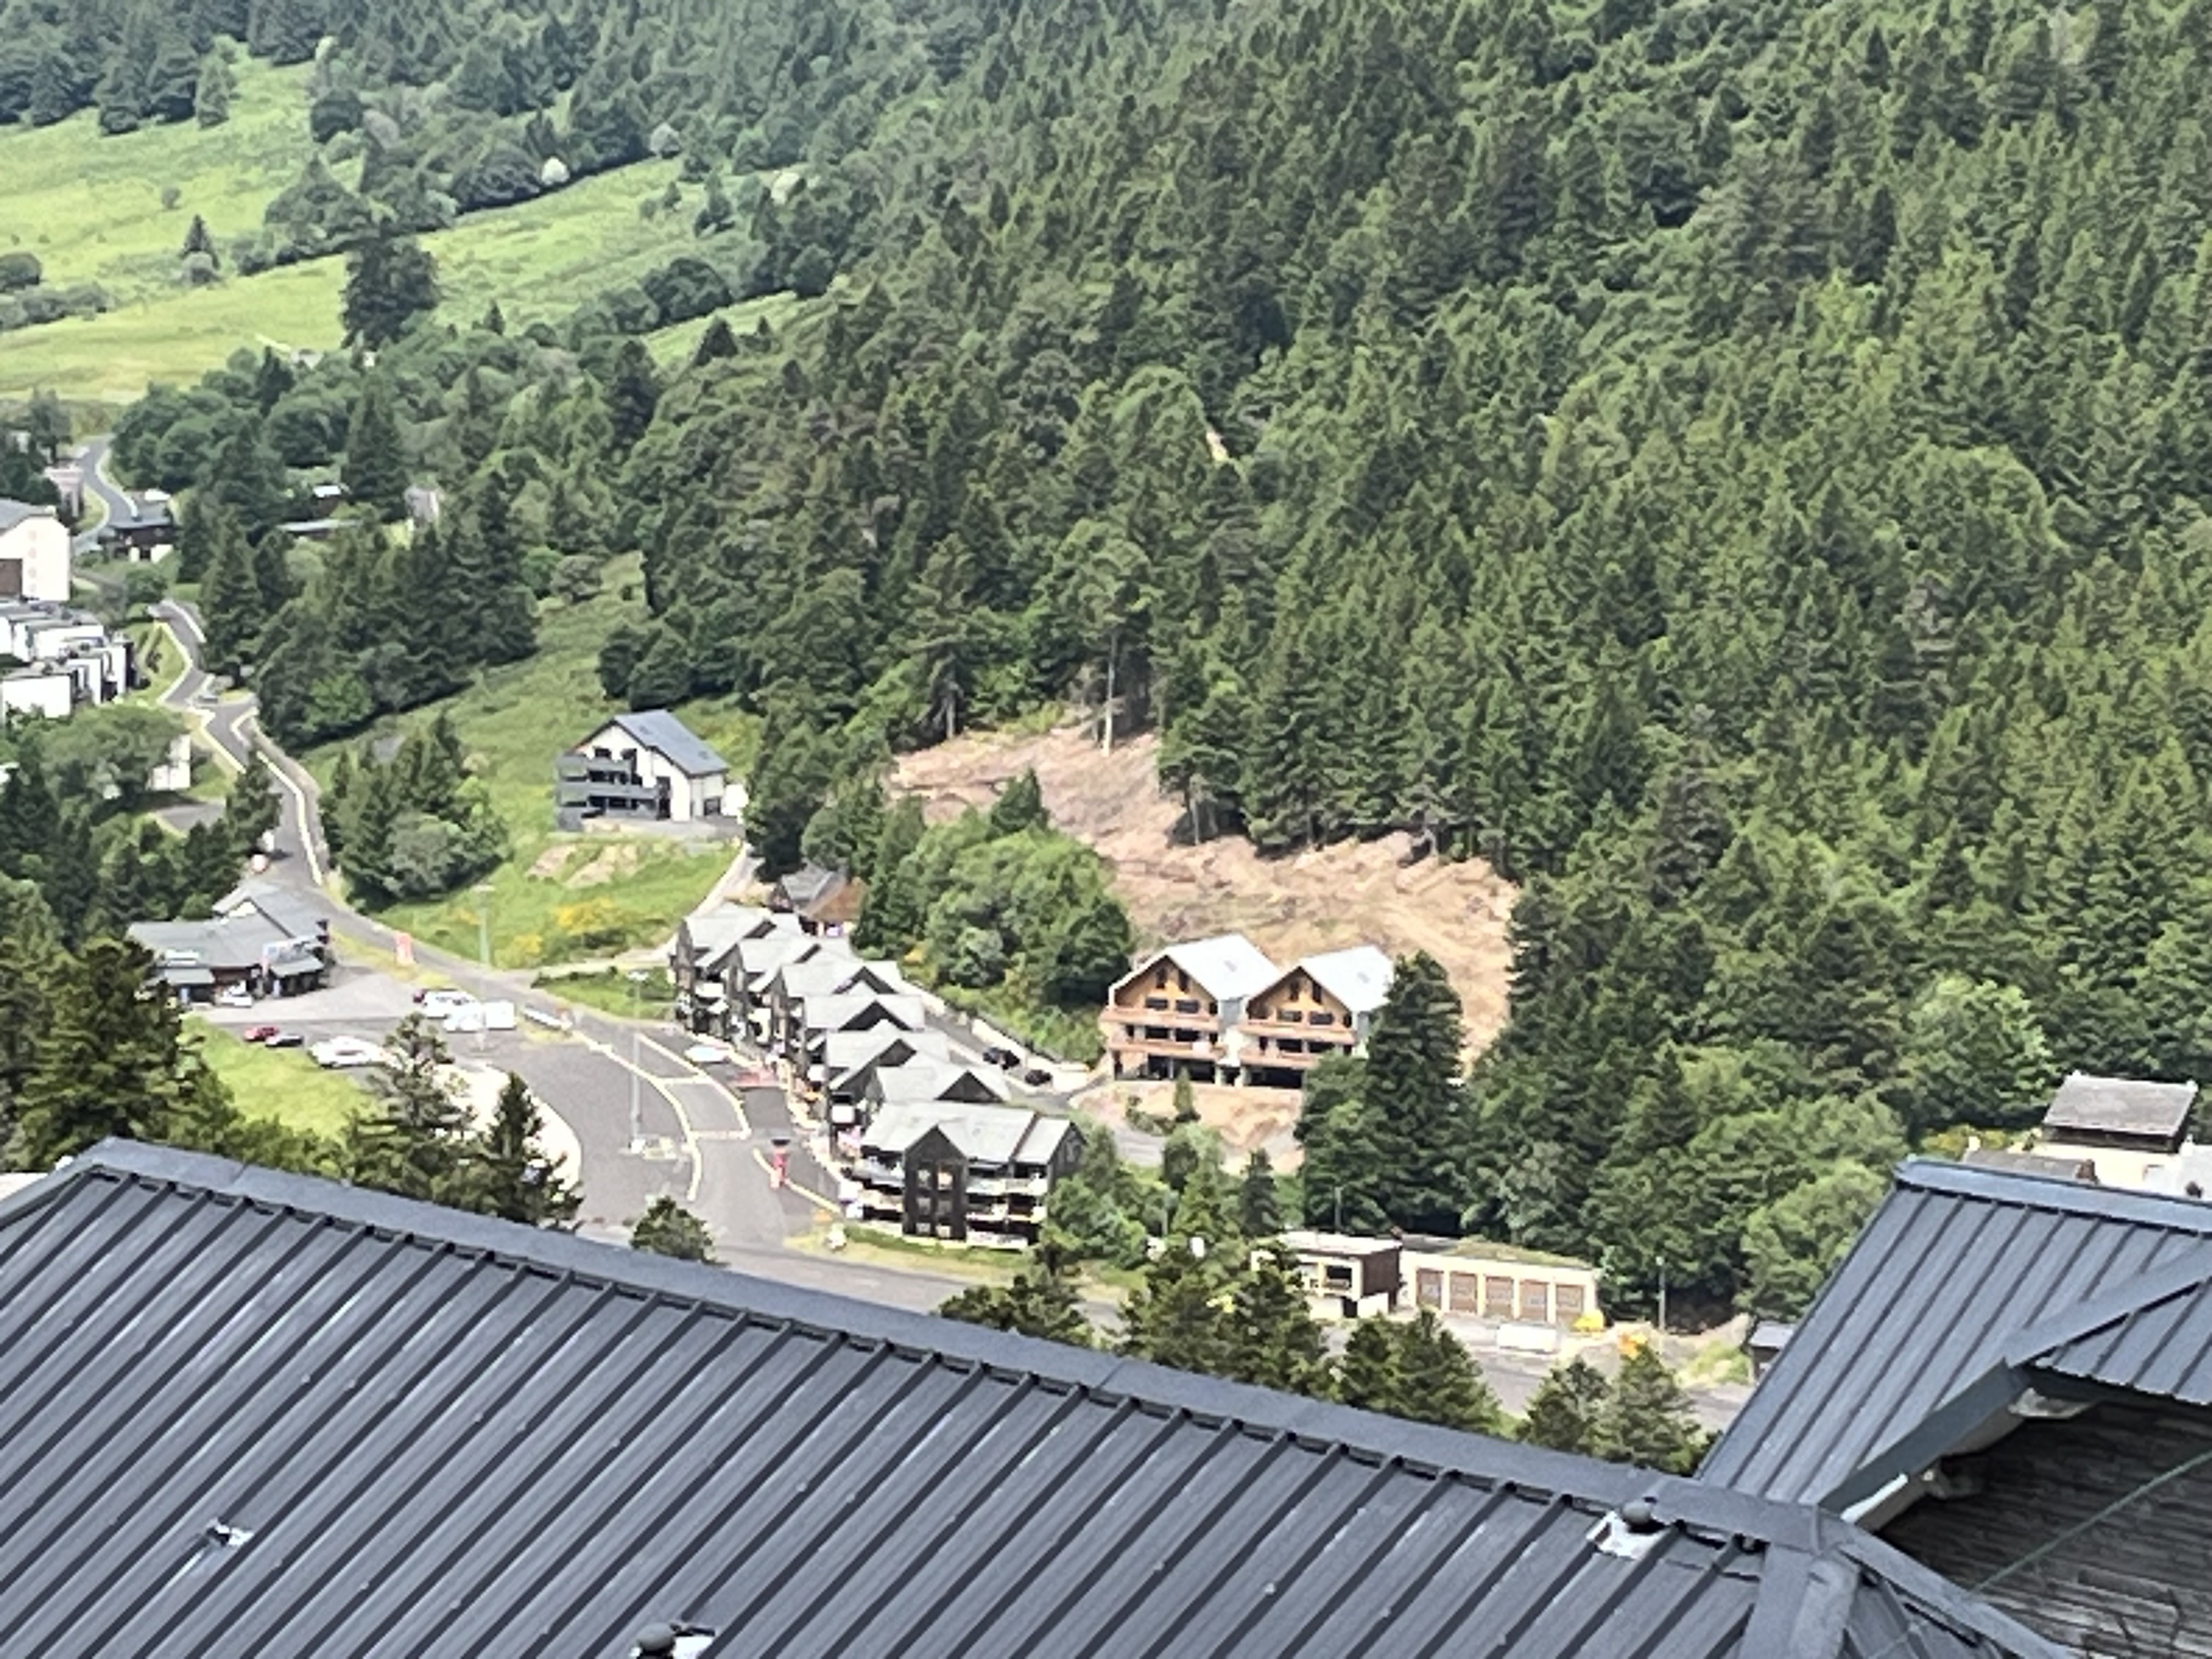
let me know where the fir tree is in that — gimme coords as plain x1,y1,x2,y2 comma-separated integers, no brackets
1221,1244,1330,1396
469,1073,580,1226
1600,1344,1706,1474
1238,1149,1282,1237
1393,1310,1504,1435
341,377,408,520
12,938,195,1166
1335,1318,1398,1412
345,1014,472,1204
1520,1357,1611,1455
691,315,738,366
604,338,662,449
939,1239,1094,1345
342,231,441,349
199,507,266,678
179,213,217,267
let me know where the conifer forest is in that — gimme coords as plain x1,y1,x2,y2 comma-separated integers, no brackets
23,0,2212,1318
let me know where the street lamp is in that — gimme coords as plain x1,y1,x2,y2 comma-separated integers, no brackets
627,968,648,1153
472,882,494,1054
1656,1255,1669,1349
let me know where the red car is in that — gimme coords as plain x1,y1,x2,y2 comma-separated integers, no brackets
244,1025,279,1044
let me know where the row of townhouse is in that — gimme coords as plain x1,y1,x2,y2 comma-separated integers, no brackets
1102,933,1397,1087
0,596,134,720
670,898,1082,1248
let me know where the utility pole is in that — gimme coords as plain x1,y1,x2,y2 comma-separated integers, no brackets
627,968,647,1152
473,882,493,1054
1656,1256,1669,1351
1333,1183,1343,1233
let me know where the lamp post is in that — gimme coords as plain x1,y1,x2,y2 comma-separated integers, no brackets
1656,1255,1669,1350
472,882,494,1054
627,968,648,1152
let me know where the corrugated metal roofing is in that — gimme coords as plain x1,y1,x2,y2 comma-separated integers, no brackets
1117,933,1280,1001
0,1144,2064,1659
1702,1159,2212,1508
596,710,729,778
2041,1070,2196,1139
2023,1253,2212,1405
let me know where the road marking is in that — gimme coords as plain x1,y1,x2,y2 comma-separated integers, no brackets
243,714,326,886
584,1036,706,1204
753,1147,842,1215
637,1032,752,1137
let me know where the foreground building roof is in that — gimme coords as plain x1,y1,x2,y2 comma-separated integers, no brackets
0,1144,2061,1659
1703,1158,2212,1512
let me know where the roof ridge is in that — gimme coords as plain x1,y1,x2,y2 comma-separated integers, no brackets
1896,1155,2212,1228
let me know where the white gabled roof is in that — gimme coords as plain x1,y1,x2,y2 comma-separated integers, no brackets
1119,933,1280,1001
861,1101,1055,1166
1296,945,1395,1017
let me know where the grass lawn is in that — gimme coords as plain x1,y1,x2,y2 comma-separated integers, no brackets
193,1017,366,1140
644,292,806,369
0,72,692,407
308,557,760,969
532,966,676,1019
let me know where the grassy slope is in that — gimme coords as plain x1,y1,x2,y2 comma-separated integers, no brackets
307,557,759,967
193,1017,366,1139
0,63,692,405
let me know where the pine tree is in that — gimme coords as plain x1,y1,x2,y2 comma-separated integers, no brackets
12,938,195,1166
1520,1357,1611,1455
345,1014,472,1203
1362,952,1466,1233
631,1196,716,1261
0,883,63,1146
180,213,217,267
1600,1343,1706,1474
940,1239,1094,1345
605,338,662,449
1335,1318,1398,1412
223,751,281,866
1238,1149,1282,1237
1392,1311,1504,1435
341,377,408,520
199,507,266,678
342,232,441,348
469,1073,580,1226
1221,1244,1330,1396
691,315,738,366
193,52,234,126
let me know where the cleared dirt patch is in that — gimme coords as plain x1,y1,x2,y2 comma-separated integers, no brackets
892,723,1517,1051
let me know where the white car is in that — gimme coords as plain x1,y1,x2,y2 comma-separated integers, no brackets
310,1037,386,1070
419,989,477,1020
215,985,255,1009
684,1040,733,1065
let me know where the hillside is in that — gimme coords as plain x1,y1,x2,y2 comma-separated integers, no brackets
894,726,1516,1049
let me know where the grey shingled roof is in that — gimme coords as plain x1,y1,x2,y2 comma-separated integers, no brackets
1702,1158,2212,1510
1116,933,1280,1002
593,709,729,778
2041,1069,2196,1141
0,1143,2061,1659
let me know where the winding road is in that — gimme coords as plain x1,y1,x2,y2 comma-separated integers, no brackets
144,588,981,1312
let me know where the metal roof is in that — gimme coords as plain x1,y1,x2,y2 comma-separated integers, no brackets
821,1027,951,1085
1117,933,1280,1001
777,956,906,1003
2041,1070,2196,1142
0,496,60,533
588,710,729,778
128,912,299,973
864,1057,1012,1105
797,990,927,1039
1288,944,1395,1015
1702,1158,2212,1509
1958,1146,2096,1182
0,1143,2061,1659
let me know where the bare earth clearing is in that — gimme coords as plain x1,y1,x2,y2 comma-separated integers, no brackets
894,723,1519,1143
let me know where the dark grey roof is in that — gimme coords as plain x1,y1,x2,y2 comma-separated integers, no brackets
774,860,847,911
2041,1069,2196,1141
1702,1158,2212,1510
0,1143,2061,1659
0,496,58,532
595,709,728,777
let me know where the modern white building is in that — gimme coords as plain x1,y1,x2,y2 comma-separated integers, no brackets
0,500,70,602
555,710,730,827
0,599,131,715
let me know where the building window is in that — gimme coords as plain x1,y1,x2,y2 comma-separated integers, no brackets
1323,1262,1353,1290
1176,968,1190,993
1308,1011,1336,1028
1249,1003,1268,1020
1173,998,1201,1015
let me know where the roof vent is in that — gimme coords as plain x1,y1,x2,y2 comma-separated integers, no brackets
632,1623,716,1658
1589,1498,1666,1561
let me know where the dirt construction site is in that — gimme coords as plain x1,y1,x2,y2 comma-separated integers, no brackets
893,723,1519,1162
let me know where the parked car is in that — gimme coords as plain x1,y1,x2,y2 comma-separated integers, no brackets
263,1031,304,1049
242,1025,279,1044
417,989,477,1020
215,985,255,1009
684,1040,732,1065
1021,1065,1054,1088
981,1046,1020,1069
309,1037,385,1070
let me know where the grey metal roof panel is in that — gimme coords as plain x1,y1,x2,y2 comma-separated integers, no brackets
0,496,57,532
598,709,729,777
1702,1158,2212,1506
2041,1069,2196,1138
0,1143,2062,1659
2015,1249,2212,1404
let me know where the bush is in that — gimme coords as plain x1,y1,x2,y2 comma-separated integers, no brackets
0,251,40,292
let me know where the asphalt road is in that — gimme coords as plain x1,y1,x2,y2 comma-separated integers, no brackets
73,435,133,556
